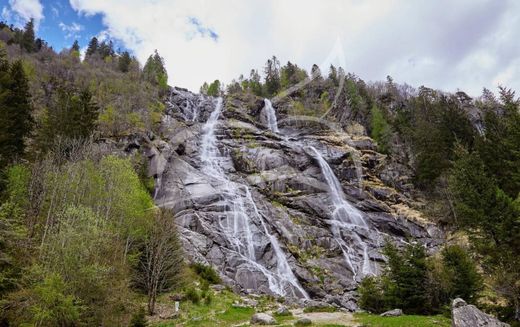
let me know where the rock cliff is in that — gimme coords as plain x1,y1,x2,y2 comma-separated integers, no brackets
145,87,443,308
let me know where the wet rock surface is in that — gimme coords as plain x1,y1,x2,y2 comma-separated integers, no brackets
147,87,444,307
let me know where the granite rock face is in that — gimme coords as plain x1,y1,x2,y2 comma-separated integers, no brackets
145,87,443,308
452,298,510,327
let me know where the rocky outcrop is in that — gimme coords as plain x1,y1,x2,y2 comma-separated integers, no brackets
251,313,276,325
146,87,443,308
452,298,510,327
380,309,403,317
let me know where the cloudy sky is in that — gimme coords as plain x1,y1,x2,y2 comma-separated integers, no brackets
2,0,519,95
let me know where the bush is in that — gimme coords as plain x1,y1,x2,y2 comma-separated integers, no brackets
191,263,221,284
129,307,147,327
185,287,200,305
204,292,213,306
358,276,386,313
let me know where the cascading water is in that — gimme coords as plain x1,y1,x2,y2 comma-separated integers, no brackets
309,146,373,278
263,99,279,133
200,97,308,298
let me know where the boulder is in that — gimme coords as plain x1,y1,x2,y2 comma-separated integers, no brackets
250,313,276,325
380,309,403,317
275,306,291,316
452,298,510,327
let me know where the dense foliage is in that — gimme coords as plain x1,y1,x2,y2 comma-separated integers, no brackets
358,243,482,315
0,21,183,325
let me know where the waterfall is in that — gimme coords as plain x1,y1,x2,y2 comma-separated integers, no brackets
263,99,279,133
200,97,308,298
309,146,373,278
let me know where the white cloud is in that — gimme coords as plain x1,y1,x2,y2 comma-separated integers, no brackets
59,21,84,39
6,0,44,28
69,0,520,95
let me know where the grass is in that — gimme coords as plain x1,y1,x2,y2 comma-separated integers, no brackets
354,313,451,327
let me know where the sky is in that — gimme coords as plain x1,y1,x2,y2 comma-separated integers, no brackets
1,0,519,96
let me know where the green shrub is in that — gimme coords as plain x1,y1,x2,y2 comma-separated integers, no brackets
204,292,213,306
191,263,221,284
185,287,200,305
358,276,386,313
129,307,147,327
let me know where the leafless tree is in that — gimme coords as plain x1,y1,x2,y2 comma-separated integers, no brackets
137,208,184,315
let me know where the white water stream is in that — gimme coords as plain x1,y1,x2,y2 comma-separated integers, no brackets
309,146,373,278
263,99,279,133
200,97,308,298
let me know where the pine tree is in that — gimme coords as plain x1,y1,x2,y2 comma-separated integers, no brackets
143,50,168,88
71,40,80,52
206,80,221,97
0,54,33,166
118,51,131,73
264,56,281,97
21,19,35,53
85,37,99,58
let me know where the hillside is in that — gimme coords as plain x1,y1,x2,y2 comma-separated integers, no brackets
0,20,518,327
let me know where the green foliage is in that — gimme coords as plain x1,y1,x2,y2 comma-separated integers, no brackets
448,145,520,320
119,51,132,73
191,263,221,284
0,164,30,296
185,287,201,305
130,307,148,327
359,242,483,315
23,273,81,327
370,105,392,154
358,276,386,313
143,50,168,90
441,245,482,303
21,19,35,53
206,80,221,96
264,56,281,96
0,52,33,166
38,85,99,151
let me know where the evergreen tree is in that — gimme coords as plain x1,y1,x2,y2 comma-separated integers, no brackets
118,51,131,73
442,245,482,303
449,146,520,319
71,40,80,52
382,242,430,314
206,80,221,97
199,82,209,95
40,85,99,150
143,50,168,89
21,19,35,53
0,55,33,166
85,37,99,58
264,56,281,97
248,69,263,96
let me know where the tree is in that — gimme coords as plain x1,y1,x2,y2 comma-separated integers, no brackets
38,85,99,152
0,56,33,167
264,56,281,97
71,40,80,52
382,242,430,314
118,51,131,73
370,104,392,154
143,50,168,89
21,19,35,53
442,245,482,303
85,37,99,58
135,209,184,315
248,69,263,96
199,82,209,95
206,80,221,97
449,146,520,320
